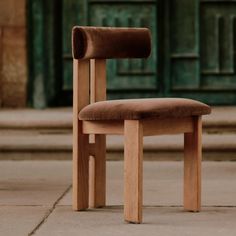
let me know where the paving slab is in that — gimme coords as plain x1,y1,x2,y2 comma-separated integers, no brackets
0,206,49,236
51,162,236,236
1,161,236,235
34,206,236,236
0,161,71,206
59,162,236,206
59,162,183,206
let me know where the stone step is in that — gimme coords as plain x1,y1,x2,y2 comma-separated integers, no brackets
0,107,236,133
203,106,236,133
0,108,72,130
0,107,236,160
0,132,236,161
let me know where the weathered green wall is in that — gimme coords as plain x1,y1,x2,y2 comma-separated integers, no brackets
28,0,236,108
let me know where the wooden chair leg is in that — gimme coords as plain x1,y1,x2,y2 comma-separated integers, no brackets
124,120,143,223
73,121,89,211
184,116,202,212
72,59,90,211
89,134,106,208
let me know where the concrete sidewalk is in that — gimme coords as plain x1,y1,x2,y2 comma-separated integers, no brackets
1,161,236,235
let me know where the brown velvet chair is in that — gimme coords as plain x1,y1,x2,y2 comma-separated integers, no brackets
72,26,211,223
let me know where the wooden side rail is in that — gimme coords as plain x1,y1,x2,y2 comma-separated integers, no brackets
82,117,194,136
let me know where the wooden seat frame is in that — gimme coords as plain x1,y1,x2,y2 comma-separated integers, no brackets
73,58,202,224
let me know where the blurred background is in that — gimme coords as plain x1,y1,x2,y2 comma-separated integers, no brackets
0,0,236,236
1,2,236,234
0,0,235,161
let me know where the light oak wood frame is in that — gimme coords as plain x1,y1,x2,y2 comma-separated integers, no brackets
73,58,202,223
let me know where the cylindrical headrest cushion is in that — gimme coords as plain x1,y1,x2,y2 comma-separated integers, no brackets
72,26,151,59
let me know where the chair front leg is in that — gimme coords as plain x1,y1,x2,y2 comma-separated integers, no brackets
89,134,106,208
184,116,202,212
73,121,89,211
124,120,143,223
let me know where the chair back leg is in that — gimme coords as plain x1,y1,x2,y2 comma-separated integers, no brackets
73,123,89,210
88,59,107,208
73,59,90,211
89,134,106,208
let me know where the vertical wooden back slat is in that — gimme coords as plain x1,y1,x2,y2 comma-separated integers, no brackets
89,59,107,208
90,59,106,102
73,59,90,111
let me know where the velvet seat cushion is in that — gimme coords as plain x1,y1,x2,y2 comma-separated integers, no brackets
79,98,211,121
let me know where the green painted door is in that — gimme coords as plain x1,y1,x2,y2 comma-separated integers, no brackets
28,0,236,108
166,0,236,104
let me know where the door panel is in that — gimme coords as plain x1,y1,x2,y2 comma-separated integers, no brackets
169,0,200,90
200,1,236,90
165,0,236,105
89,2,158,94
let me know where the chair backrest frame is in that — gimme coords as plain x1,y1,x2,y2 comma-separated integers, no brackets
72,26,151,113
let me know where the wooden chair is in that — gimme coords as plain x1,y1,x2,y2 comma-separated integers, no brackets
72,26,211,223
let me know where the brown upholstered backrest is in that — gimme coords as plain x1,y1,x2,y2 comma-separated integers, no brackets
72,26,151,59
